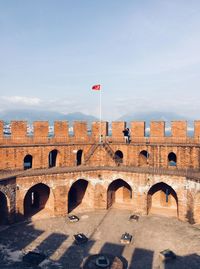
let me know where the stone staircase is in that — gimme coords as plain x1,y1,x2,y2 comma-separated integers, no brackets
102,142,122,166
83,142,122,166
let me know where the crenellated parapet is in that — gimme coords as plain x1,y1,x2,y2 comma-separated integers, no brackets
0,119,200,145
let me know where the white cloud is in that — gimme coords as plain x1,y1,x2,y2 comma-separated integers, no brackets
1,96,41,105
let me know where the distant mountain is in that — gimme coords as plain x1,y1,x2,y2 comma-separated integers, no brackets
118,111,193,127
0,109,98,124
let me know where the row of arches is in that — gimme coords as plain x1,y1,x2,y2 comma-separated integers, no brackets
23,149,177,170
0,180,180,225
139,150,176,166
24,180,179,218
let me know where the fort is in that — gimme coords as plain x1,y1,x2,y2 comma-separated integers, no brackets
0,119,200,226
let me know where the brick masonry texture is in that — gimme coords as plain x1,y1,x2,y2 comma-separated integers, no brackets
0,120,200,225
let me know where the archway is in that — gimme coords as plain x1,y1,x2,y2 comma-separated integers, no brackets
68,179,89,213
139,150,149,166
147,182,178,217
49,149,58,168
168,152,177,167
24,183,52,218
0,191,8,225
77,150,83,166
114,150,123,164
107,179,132,209
24,154,32,170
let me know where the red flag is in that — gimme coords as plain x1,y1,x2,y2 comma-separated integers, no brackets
92,84,101,90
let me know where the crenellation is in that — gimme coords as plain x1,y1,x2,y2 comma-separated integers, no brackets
92,121,108,141
194,120,200,139
73,121,88,141
131,121,145,138
112,121,125,142
0,121,3,139
150,121,165,137
54,121,69,142
11,121,27,142
171,121,187,137
33,121,49,142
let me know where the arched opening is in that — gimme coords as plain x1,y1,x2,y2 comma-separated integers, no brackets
107,179,132,209
68,179,89,213
139,150,149,166
147,182,178,217
76,150,83,166
0,191,8,225
168,152,177,167
49,149,58,168
24,154,32,170
24,183,51,218
114,150,123,164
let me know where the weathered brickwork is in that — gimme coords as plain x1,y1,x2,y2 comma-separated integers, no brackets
0,120,200,225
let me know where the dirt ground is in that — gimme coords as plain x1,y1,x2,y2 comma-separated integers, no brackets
0,209,200,269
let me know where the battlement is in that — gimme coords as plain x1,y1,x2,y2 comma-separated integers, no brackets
0,120,200,144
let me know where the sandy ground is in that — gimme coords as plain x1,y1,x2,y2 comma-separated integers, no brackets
0,209,200,269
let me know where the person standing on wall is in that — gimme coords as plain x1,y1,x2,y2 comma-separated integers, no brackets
122,128,129,144
127,128,131,144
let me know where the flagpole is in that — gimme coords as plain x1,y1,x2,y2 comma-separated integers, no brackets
99,86,102,143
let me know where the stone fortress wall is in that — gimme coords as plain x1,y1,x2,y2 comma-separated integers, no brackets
0,120,200,225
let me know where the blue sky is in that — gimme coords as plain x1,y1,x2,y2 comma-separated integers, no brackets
1,0,200,120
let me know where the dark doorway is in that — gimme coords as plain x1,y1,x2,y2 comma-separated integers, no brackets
0,191,8,225
49,149,58,168
24,183,50,218
147,182,178,217
24,154,33,170
139,150,149,166
68,179,88,213
114,150,123,164
77,150,83,166
107,179,132,209
168,152,177,166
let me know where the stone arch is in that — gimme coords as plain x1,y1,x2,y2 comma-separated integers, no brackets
23,154,33,170
68,179,89,213
194,192,200,224
114,150,123,164
168,152,177,167
24,183,54,219
107,179,132,209
48,149,59,168
139,150,149,166
147,182,178,217
0,191,9,225
76,149,83,166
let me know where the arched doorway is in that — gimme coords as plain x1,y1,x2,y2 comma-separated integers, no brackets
139,150,149,166
24,183,52,219
76,150,83,166
49,149,58,168
68,179,89,213
24,154,32,170
168,152,177,167
147,182,178,217
107,179,132,209
114,150,123,164
0,191,8,225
